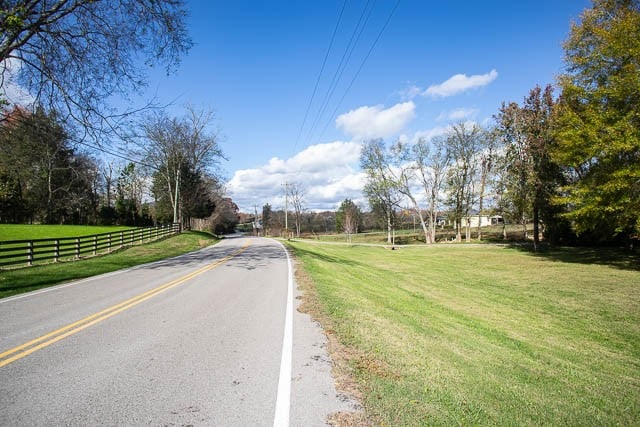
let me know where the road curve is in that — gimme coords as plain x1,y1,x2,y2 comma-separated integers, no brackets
0,236,357,426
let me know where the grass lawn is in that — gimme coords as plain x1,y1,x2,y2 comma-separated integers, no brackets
0,231,218,299
287,241,640,426
0,224,135,241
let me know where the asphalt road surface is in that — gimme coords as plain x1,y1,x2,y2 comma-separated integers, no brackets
0,236,357,426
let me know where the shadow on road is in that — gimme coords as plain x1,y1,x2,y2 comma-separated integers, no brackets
223,243,285,271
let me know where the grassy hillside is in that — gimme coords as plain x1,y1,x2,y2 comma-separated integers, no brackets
288,241,639,425
0,231,218,299
0,224,134,241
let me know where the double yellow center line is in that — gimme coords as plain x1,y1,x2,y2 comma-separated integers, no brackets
0,240,251,369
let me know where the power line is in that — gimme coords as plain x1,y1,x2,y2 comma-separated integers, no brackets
292,0,347,154
74,138,156,170
316,0,401,144
304,0,375,145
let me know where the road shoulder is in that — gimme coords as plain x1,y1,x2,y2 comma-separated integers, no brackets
290,257,365,426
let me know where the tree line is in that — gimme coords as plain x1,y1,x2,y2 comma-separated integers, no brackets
361,0,639,249
0,1,241,233
0,105,238,233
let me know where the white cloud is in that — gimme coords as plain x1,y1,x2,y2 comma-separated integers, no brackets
436,108,479,122
398,85,422,100
227,141,366,212
227,122,490,213
402,120,479,144
424,69,498,98
409,126,450,142
335,101,415,140
0,58,34,106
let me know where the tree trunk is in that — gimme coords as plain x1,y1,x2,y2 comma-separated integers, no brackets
533,204,540,252
465,219,471,242
477,177,486,241
411,203,429,244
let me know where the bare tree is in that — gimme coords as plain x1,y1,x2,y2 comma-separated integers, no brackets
476,130,497,241
0,0,192,140
389,141,431,244
100,159,117,209
336,198,361,243
412,136,450,243
135,105,224,225
445,122,484,242
360,140,402,244
287,182,306,237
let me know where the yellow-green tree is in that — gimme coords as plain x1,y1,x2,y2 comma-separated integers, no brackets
554,0,640,244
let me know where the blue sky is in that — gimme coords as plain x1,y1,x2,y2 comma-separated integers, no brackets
136,0,590,212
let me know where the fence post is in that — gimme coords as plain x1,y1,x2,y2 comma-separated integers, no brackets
75,238,80,259
93,235,97,256
54,239,59,263
108,233,112,253
120,231,124,248
27,241,33,267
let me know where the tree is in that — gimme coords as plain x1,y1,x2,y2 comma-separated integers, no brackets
336,198,361,243
0,106,85,224
495,85,564,249
389,141,432,244
262,203,272,236
413,136,450,243
115,162,145,226
495,101,534,240
138,106,224,227
0,0,192,139
209,197,239,234
98,160,117,224
445,123,485,242
287,182,306,237
554,0,640,245
67,152,101,224
490,153,513,240
360,139,402,244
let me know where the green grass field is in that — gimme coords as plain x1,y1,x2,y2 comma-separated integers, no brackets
287,241,640,426
0,224,135,241
0,231,218,299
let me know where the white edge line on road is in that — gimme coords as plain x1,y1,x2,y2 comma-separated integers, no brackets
273,239,293,427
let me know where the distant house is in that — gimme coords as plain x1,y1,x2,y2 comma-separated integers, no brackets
464,215,504,228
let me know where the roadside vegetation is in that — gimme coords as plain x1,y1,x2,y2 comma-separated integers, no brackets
288,241,640,426
0,231,218,299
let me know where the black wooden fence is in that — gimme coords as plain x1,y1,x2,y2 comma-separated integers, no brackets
0,224,181,268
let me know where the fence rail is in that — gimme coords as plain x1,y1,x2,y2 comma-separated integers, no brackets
0,224,181,269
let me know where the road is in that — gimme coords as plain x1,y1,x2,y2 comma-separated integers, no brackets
0,236,357,426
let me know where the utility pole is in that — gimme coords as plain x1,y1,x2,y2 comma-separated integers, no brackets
173,168,180,226
254,205,259,236
282,182,289,236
